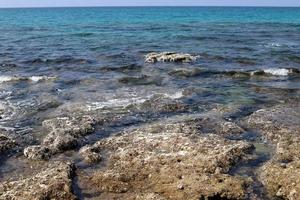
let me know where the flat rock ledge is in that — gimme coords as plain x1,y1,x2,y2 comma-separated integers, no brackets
0,161,77,200
24,115,95,160
243,101,300,142
80,119,254,200
244,101,300,200
145,52,199,63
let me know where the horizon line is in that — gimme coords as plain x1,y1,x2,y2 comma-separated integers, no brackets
0,5,300,9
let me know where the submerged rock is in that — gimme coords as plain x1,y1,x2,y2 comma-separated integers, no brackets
24,115,95,160
81,118,254,199
219,68,300,80
134,95,187,113
0,161,77,200
224,71,251,79
100,64,142,73
145,52,199,63
118,74,164,86
168,68,202,78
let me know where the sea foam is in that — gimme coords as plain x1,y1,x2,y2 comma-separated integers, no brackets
263,68,290,76
0,76,19,83
86,91,184,111
0,75,55,84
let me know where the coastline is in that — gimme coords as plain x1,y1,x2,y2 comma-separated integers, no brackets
0,6,300,199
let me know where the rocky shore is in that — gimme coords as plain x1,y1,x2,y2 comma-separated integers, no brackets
0,52,299,200
80,118,254,200
243,100,300,200
0,95,299,199
0,161,76,200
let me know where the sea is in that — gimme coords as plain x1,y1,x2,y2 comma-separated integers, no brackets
0,7,299,188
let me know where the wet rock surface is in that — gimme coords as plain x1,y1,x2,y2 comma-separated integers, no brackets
1,100,299,199
1,84,299,200
243,101,300,200
0,133,16,154
145,52,199,63
24,115,96,160
81,118,254,200
243,101,300,141
259,138,300,200
0,161,76,200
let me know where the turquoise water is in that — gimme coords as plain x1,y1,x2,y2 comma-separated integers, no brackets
0,7,299,135
0,8,300,198
1,7,300,69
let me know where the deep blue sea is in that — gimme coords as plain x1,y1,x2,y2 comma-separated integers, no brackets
0,7,300,198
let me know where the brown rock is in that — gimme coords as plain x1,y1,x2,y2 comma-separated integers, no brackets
23,145,51,160
247,102,300,200
85,118,253,199
260,159,300,200
0,161,77,200
243,101,300,141
0,133,16,154
24,115,95,160
79,145,102,163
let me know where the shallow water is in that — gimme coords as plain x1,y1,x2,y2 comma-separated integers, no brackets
0,7,300,199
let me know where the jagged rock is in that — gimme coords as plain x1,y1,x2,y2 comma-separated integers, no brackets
79,145,101,163
23,145,51,160
83,118,254,199
0,161,77,200
260,158,300,200
24,115,95,160
259,136,300,200
145,52,198,63
0,133,16,154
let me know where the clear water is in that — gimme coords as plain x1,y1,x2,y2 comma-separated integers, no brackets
0,6,300,133
0,7,299,198
0,7,299,154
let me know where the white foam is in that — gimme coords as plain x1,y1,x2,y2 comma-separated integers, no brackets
266,43,282,47
0,76,18,83
86,91,184,111
263,68,290,76
163,91,184,99
263,42,287,48
0,101,17,122
86,97,147,111
0,75,55,84
29,76,47,82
